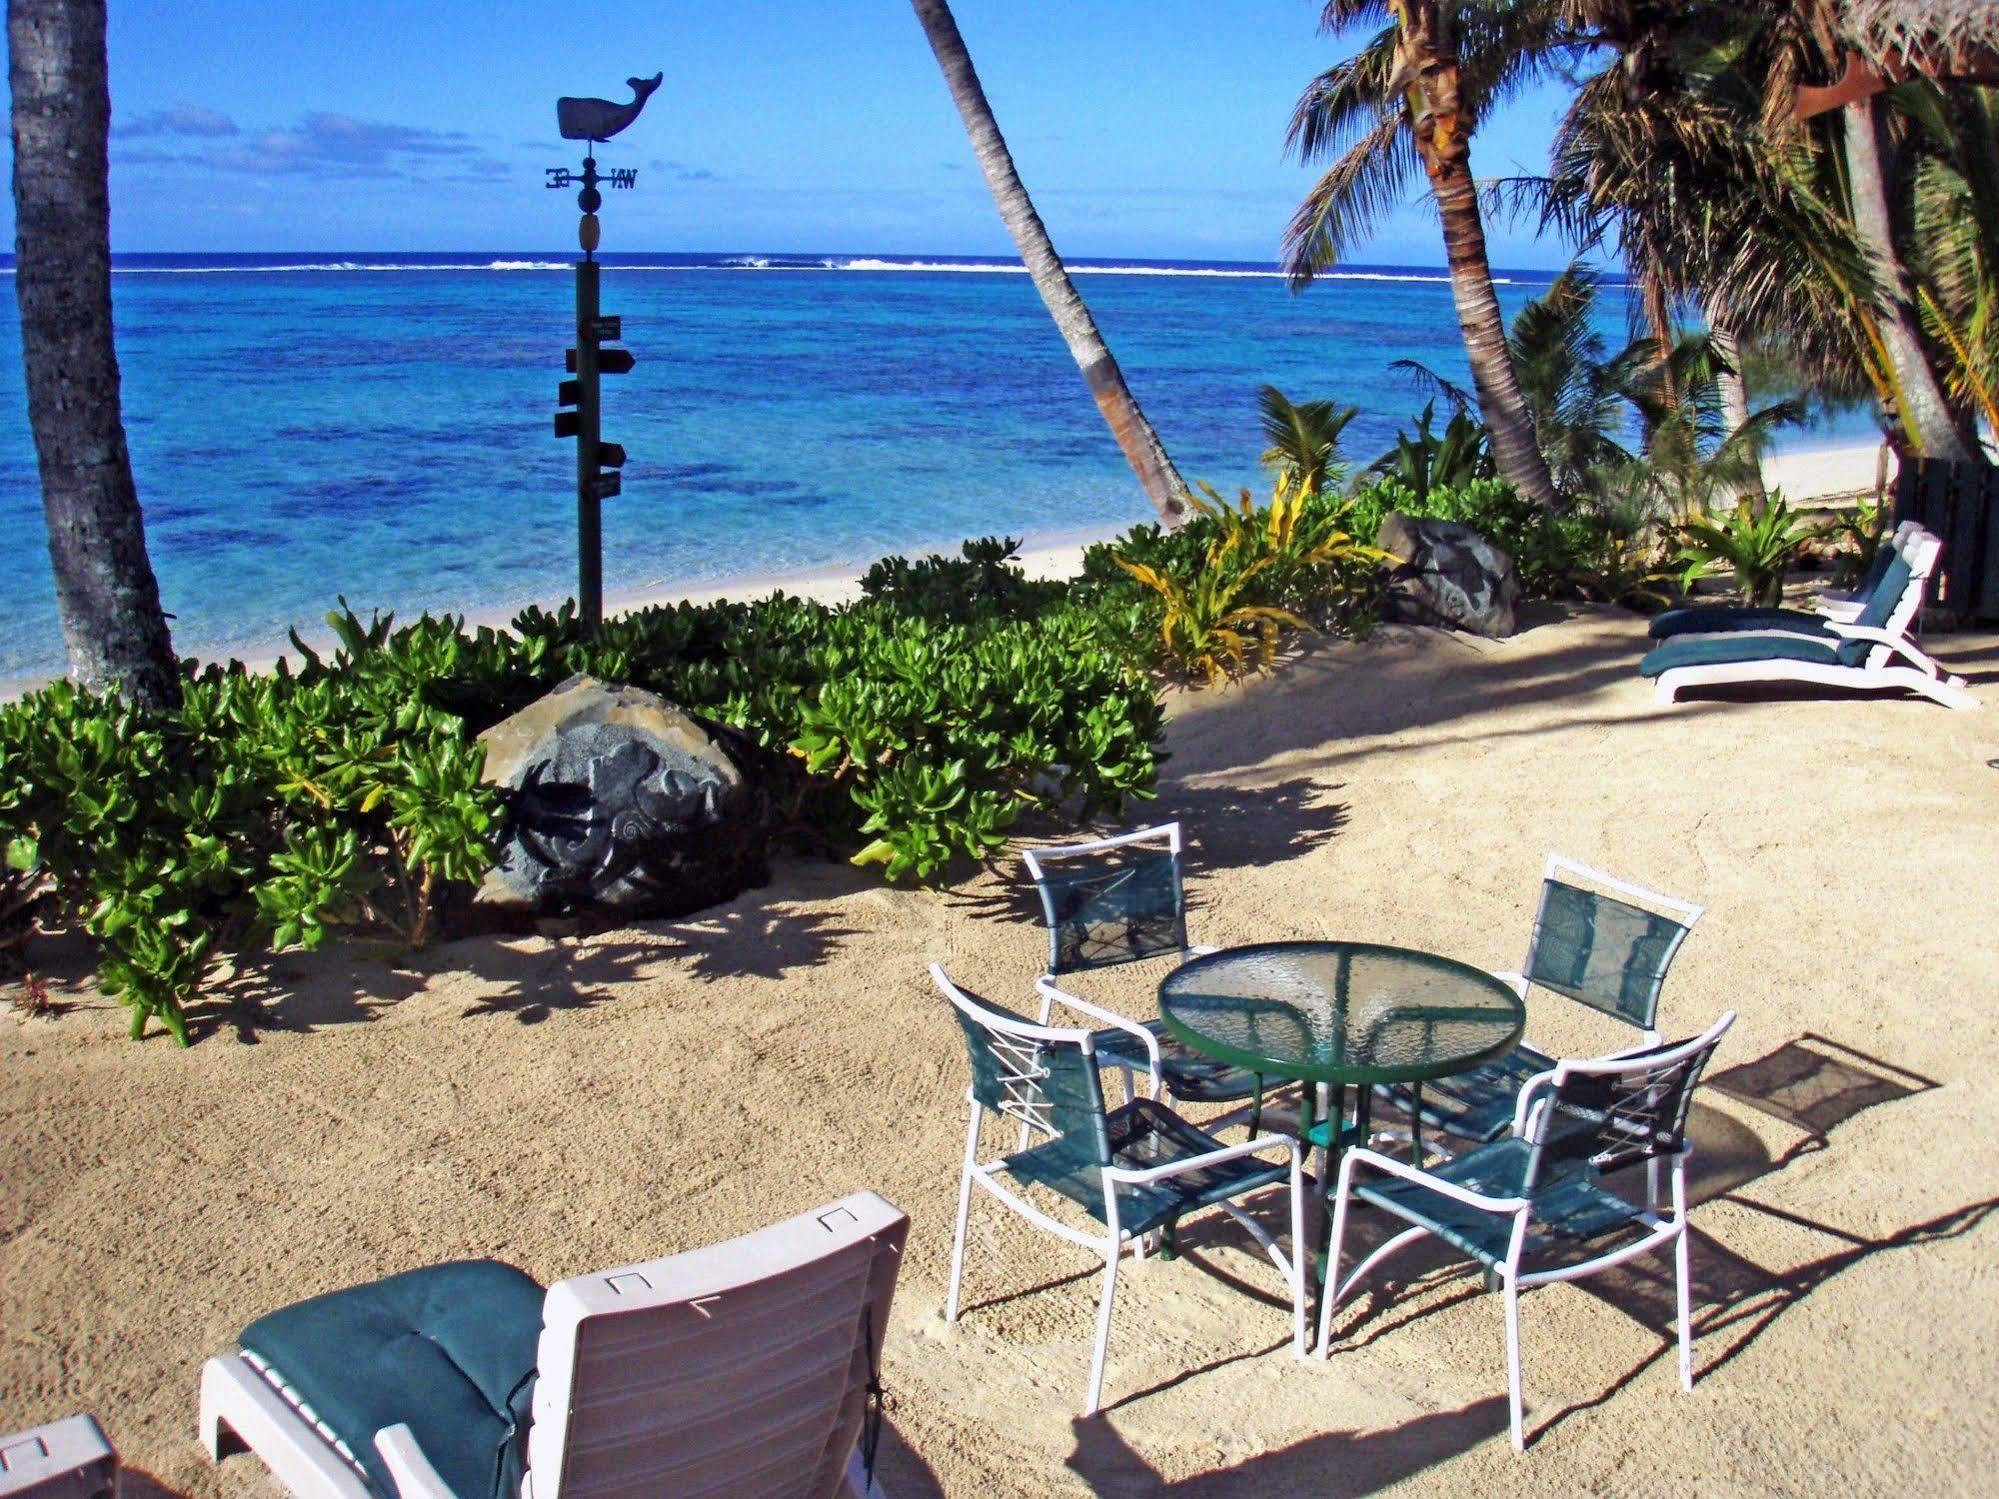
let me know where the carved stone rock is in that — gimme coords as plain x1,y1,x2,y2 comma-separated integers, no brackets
1378,511,1523,639
475,674,767,920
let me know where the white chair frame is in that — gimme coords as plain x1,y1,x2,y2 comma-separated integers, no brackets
1653,528,1976,709
200,1192,906,1499
1817,519,1919,623
1319,1012,1736,1452
933,965,1306,1416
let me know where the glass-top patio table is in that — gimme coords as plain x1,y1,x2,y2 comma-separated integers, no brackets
1159,940,1527,1171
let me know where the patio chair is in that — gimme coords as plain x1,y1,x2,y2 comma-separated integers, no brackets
0,1415,116,1498
1377,855,1702,1171
1642,527,1976,709
933,963,1305,1415
199,1190,908,1499
1023,824,1263,1116
1318,1011,1736,1452
1648,519,1921,637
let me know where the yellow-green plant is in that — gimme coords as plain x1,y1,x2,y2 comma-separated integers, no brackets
1114,477,1383,683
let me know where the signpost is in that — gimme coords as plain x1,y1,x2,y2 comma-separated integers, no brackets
550,74,659,635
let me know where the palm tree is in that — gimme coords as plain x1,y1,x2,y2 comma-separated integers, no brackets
1257,384,1357,494
909,0,1192,526
1284,0,1567,511
9,0,178,707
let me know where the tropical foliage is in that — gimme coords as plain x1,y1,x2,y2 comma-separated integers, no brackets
1675,494,1824,608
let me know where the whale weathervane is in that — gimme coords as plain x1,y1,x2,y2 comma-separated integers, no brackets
556,73,663,143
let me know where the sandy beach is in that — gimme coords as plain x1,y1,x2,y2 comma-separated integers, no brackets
3,590,1993,1495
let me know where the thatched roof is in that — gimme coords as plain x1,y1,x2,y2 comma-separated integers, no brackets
1795,0,1998,118
1835,0,1999,76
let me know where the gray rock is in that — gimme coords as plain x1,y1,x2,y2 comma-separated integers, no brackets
1377,512,1522,638
475,674,768,920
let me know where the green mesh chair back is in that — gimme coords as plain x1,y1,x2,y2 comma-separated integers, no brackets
938,968,1111,1164
1524,861,1700,1033
1023,826,1189,976
1521,1017,1733,1190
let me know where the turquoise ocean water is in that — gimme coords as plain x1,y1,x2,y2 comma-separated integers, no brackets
0,252,1867,680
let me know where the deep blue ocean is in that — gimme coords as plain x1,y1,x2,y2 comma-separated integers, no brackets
0,251,1867,679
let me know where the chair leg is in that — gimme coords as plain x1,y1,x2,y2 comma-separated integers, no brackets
1084,1240,1121,1416
1505,1278,1525,1453
946,1111,980,1323
1315,1170,1354,1358
1289,1151,1307,1357
1676,1223,1694,1392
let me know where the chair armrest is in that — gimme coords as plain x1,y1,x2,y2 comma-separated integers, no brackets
1341,1146,1529,1213
1187,944,1221,958
1104,1132,1297,1186
1820,622,1947,675
1816,596,1864,622
1489,970,1529,998
1035,979,1163,1091
374,1425,457,1499
1510,1068,1562,1138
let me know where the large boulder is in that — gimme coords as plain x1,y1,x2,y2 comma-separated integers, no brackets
474,675,768,921
1378,511,1522,638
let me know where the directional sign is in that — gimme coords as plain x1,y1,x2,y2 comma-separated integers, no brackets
554,410,580,438
558,379,580,406
590,470,622,500
599,348,636,376
598,442,627,469
565,347,577,372
585,315,622,341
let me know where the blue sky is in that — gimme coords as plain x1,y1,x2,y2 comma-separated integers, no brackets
47,1,1578,268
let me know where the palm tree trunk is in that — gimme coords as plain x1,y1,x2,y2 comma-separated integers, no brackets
1841,95,1978,465
1707,309,1768,513
10,0,178,706
910,0,1191,526
1402,12,1561,512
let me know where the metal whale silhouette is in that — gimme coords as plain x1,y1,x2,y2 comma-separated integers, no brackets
556,73,663,143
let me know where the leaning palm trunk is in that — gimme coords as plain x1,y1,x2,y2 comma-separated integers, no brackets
1841,95,1979,464
910,0,1191,526
10,0,178,706
1402,12,1563,513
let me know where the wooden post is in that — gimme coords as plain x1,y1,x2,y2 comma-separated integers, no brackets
575,255,602,634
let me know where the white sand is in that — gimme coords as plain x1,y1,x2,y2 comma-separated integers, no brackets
3,600,1995,1495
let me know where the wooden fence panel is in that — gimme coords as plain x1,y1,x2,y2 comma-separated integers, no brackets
1894,459,1999,622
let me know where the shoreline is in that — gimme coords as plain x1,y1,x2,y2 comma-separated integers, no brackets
1,441,1890,697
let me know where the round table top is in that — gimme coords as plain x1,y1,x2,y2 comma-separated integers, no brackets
1158,940,1527,1087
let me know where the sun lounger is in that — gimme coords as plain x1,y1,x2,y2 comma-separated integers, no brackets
1642,528,1976,709
0,1415,116,1499
1648,519,1925,638
200,1191,908,1498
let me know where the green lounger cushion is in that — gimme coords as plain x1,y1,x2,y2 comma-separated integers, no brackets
1647,605,1832,640
1639,630,1864,679
239,1258,544,1499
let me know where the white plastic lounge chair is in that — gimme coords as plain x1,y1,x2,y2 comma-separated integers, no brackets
1318,1012,1736,1452
1376,854,1703,1176
1022,823,1262,1115
200,1190,908,1499
0,1415,116,1498
933,964,1306,1416
1643,527,1976,709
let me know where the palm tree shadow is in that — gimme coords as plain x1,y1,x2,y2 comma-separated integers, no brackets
1065,1398,1508,1496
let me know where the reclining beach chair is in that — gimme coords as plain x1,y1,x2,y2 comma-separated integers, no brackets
199,1191,908,1499
1377,855,1702,1172
1023,824,1263,1119
1641,526,1975,708
1648,519,1920,637
933,964,1305,1416
0,1415,116,1498
1319,1012,1735,1452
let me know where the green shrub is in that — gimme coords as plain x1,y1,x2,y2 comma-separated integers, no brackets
1675,494,1823,608
0,547,1167,1040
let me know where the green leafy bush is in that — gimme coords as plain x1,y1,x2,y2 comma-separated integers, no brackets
1676,494,1823,608
0,545,1168,1040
